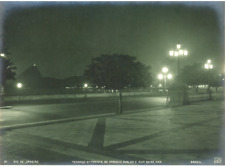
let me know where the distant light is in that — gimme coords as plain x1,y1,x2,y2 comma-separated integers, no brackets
158,74,163,80
17,83,22,88
174,51,179,56
162,67,168,73
176,44,181,49
207,59,211,63
184,50,188,56
167,74,172,79
0,53,5,57
84,83,88,88
33,64,36,67
205,64,209,69
159,84,162,87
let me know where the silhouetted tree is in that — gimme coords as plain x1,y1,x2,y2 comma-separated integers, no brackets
180,63,222,91
0,55,16,86
0,54,16,106
84,54,152,113
84,54,152,90
210,72,222,90
180,63,206,87
17,65,43,89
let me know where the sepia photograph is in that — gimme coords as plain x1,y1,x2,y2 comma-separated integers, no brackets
0,1,224,165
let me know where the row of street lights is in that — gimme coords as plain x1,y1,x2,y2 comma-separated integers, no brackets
157,44,188,92
157,44,214,92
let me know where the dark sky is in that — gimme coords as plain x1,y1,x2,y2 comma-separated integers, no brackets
1,2,224,79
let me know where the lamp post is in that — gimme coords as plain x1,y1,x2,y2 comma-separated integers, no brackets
204,59,213,99
169,44,188,77
17,82,23,103
0,53,6,106
204,59,213,87
158,67,172,92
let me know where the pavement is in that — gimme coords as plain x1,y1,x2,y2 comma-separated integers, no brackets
0,100,225,165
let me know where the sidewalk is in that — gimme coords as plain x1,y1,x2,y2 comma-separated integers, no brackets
0,100,224,165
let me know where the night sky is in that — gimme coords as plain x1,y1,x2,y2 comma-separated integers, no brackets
1,1,224,79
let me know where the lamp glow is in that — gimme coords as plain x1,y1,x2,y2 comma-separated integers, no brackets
158,74,163,80
209,64,213,69
84,83,88,88
169,51,174,56
179,50,184,55
162,67,168,73
17,83,22,88
176,44,181,49
167,74,172,79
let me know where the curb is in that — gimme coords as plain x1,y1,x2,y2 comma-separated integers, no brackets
0,106,13,109
0,106,164,131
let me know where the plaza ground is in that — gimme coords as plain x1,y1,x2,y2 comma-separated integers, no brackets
0,99,224,165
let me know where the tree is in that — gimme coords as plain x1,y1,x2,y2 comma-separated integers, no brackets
17,65,42,89
209,72,222,90
180,63,206,87
180,62,222,92
0,54,16,106
84,54,152,90
0,55,16,86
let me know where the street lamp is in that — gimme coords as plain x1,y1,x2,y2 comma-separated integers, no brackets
204,59,213,86
169,44,188,76
16,83,23,103
158,67,172,92
204,59,213,100
204,59,213,69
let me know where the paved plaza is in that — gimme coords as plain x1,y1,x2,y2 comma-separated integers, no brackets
0,100,225,165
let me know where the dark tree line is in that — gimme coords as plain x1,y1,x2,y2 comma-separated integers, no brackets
180,63,222,89
1,54,223,93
